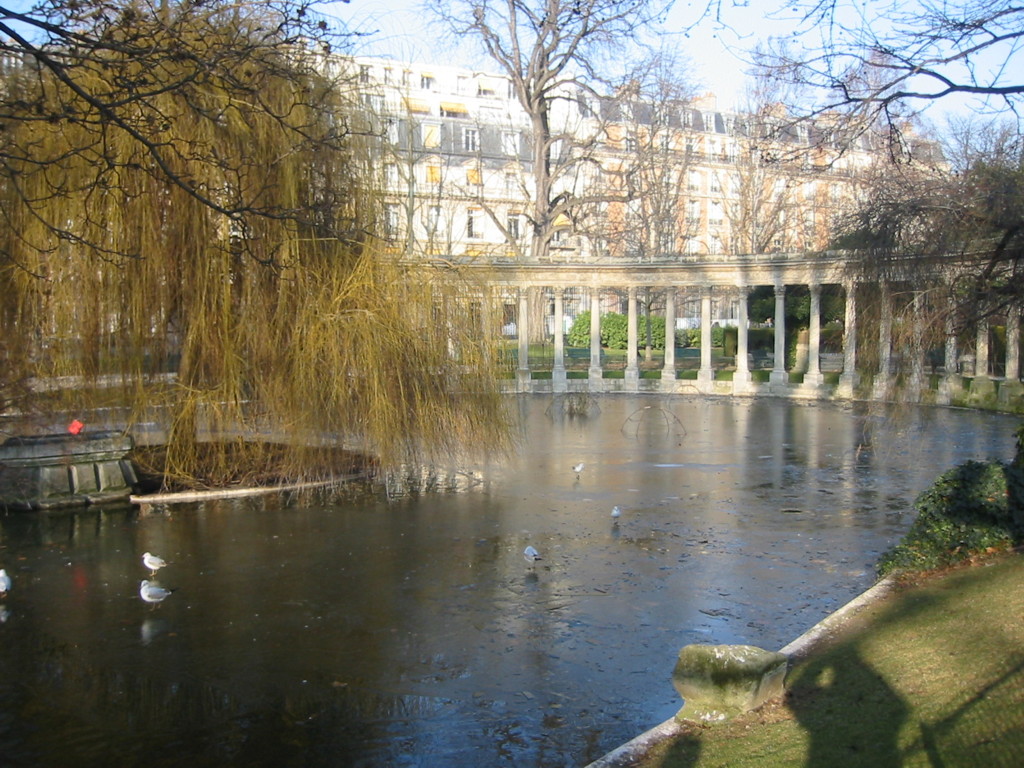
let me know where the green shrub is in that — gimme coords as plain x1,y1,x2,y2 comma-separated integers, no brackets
682,326,725,348
565,311,667,350
723,327,737,357
878,459,1024,575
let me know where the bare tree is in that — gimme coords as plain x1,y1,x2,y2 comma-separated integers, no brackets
688,1,1022,138
598,51,701,263
433,0,672,263
837,120,1024,324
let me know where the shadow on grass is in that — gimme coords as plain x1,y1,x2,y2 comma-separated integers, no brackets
787,647,907,767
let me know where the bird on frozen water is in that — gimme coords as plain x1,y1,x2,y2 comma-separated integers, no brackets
0,569,10,597
572,462,584,479
142,552,169,577
523,546,542,564
139,580,174,605
611,505,622,519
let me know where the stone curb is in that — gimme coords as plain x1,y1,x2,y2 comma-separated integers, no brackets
583,575,897,768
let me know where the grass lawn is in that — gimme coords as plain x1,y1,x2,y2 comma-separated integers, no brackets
629,552,1024,768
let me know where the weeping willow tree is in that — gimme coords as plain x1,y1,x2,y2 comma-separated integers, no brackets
0,0,512,488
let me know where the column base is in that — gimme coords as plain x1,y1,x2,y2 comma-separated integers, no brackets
871,374,890,401
836,372,860,399
516,368,531,392
697,369,714,393
552,368,567,393
732,370,753,395
769,370,789,390
802,371,825,389
625,367,640,391
998,379,1024,405
969,375,997,404
661,367,677,382
936,374,963,405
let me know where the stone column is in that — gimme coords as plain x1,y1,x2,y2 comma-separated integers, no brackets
588,289,603,383
804,282,824,388
1000,304,1023,405
975,319,990,378
937,300,961,405
837,280,859,398
769,283,788,388
871,283,892,400
662,287,677,383
734,286,752,394
907,291,925,402
517,288,531,391
697,286,714,390
626,286,640,389
552,288,567,393
970,317,996,402
1007,306,1021,381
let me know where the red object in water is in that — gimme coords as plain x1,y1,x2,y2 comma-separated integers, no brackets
68,419,84,435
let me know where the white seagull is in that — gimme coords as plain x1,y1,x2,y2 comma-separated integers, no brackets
139,580,173,605
523,545,542,564
142,552,169,577
611,505,622,519
572,462,585,479
0,569,10,597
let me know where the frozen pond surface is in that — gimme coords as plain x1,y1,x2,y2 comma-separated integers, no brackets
0,396,1019,767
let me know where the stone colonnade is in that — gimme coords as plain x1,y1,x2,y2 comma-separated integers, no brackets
483,258,1023,405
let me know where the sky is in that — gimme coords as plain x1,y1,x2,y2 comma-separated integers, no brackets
325,0,788,111
321,0,1017,129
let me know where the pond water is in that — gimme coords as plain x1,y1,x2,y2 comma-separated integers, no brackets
0,396,1018,767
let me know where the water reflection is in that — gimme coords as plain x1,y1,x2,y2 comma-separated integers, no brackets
0,396,1018,767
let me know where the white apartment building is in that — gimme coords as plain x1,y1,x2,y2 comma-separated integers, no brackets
342,55,897,267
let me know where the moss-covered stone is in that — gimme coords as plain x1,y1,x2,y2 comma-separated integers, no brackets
672,644,788,723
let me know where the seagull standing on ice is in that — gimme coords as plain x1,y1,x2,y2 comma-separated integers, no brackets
0,569,10,597
139,580,173,605
611,505,622,519
572,462,585,479
523,546,542,565
142,552,168,577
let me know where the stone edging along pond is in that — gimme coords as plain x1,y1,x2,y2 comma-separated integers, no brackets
583,575,897,768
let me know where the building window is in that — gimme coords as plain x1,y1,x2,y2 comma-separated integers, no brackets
709,201,724,226
507,213,521,239
359,64,371,84
385,119,399,145
466,166,482,186
383,68,393,84
420,74,435,90
467,208,480,239
426,163,442,184
504,172,518,195
425,204,441,231
385,204,401,239
710,174,721,193
421,123,440,149
687,199,700,222
625,135,638,153
457,76,468,95
462,127,479,152
385,164,399,187
688,170,701,192
502,131,519,156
